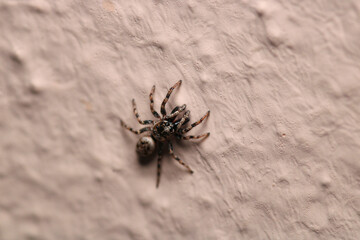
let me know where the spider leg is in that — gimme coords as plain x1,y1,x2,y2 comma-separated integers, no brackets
170,106,180,114
166,105,185,122
132,99,153,125
168,142,193,173
120,120,152,134
181,111,210,134
156,142,163,188
181,132,210,140
175,110,190,129
160,80,182,116
165,104,186,120
149,85,161,118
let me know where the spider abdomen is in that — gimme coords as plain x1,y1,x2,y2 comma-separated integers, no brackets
152,120,175,141
136,136,156,157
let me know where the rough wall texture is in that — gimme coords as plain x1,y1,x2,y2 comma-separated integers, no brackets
1,0,360,239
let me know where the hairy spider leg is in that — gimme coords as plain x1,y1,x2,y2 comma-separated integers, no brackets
120,120,152,134
168,142,193,174
149,85,161,118
181,132,210,140
166,105,185,122
156,142,163,188
160,80,182,116
170,105,180,115
132,99,153,125
182,115,190,125
165,104,186,120
181,111,210,134
175,110,190,129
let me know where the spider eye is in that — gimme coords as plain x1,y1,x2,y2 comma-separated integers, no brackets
136,136,155,157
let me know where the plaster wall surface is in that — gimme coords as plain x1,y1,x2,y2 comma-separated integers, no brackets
1,0,360,239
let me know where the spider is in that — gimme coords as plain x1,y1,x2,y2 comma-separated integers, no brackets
120,80,210,188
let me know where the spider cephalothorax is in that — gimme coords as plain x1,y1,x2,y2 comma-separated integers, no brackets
120,80,210,188
152,120,175,141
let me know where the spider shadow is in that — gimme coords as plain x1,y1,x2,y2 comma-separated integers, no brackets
137,153,156,166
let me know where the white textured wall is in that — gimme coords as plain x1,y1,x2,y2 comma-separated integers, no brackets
1,0,360,239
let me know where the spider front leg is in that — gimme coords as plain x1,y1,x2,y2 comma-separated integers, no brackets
149,85,161,118
165,104,186,120
168,142,193,174
120,120,152,134
156,142,163,188
175,110,190,130
132,99,153,125
161,80,182,116
181,111,210,134
166,105,186,122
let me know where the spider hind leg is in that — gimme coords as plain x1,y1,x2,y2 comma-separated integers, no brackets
168,142,193,173
156,142,163,188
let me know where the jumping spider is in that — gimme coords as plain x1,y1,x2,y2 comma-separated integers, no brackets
120,80,210,188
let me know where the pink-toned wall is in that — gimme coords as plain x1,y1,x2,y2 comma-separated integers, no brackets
1,0,360,239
